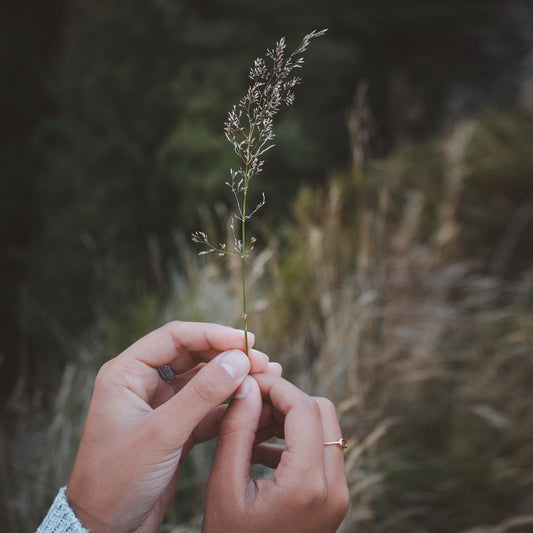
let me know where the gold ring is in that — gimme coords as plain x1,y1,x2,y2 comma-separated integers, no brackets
324,438,348,450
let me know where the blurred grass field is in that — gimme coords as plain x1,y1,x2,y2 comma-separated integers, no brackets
2,106,532,532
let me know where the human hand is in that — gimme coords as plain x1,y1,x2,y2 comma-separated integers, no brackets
66,321,278,533
203,373,350,533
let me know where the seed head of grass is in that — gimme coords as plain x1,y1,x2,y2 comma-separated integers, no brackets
193,29,327,259
193,30,327,354
223,28,328,227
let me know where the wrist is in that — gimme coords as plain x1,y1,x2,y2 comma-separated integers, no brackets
65,485,114,533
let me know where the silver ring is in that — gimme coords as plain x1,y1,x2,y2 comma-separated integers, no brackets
157,364,177,383
324,438,348,451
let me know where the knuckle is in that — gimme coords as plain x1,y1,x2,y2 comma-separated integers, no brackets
218,412,246,438
163,319,181,331
94,359,114,385
314,396,336,415
306,397,322,419
191,372,223,405
162,320,183,346
296,475,328,508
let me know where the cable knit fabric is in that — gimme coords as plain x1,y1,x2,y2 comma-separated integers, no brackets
36,487,88,533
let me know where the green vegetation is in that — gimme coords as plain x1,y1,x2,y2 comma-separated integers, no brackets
1,1,532,532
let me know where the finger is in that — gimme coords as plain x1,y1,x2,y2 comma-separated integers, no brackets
119,321,254,370
314,398,350,521
110,322,254,404
253,374,325,478
194,395,279,447
251,443,285,469
254,420,284,445
149,349,250,447
168,364,205,393
178,403,231,465
150,365,205,408
155,351,270,405
150,349,269,405
164,351,267,397
209,375,262,497
265,361,283,376
314,398,347,485
249,349,269,373
191,404,228,444
254,426,274,445
257,401,276,428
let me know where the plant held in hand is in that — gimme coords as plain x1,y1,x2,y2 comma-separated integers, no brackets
193,29,327,355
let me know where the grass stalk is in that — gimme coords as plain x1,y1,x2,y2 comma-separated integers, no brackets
192,31,327,353
241,179,249,355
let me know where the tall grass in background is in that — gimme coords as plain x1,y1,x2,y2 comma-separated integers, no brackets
2,104,533,532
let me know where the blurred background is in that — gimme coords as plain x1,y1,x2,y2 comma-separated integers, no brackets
1,0,533,531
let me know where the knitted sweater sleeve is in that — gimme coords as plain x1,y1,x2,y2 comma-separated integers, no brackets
36,487,88,533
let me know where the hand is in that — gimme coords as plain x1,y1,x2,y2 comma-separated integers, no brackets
203,373,350,533
66,321,278,533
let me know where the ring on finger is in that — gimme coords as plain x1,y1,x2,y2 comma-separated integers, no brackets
157,364,177,383
323,438,348,451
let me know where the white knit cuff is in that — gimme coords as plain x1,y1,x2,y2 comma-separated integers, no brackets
36,487,88,533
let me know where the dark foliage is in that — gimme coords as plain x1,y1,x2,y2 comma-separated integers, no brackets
0,0,530,410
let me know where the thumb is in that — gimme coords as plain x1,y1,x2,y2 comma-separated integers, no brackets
151,349,250,447
208,375,262,497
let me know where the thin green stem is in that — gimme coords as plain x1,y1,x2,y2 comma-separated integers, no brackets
241,175,249,356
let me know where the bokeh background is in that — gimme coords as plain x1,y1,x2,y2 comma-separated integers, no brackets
1,1,533,531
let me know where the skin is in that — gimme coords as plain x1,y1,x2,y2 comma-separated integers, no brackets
203,373,350,533
65,321,349,532
66,321,277,532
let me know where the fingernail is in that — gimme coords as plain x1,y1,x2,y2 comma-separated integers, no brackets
233,375,252,398
220,350,250,379
250,348,269,364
